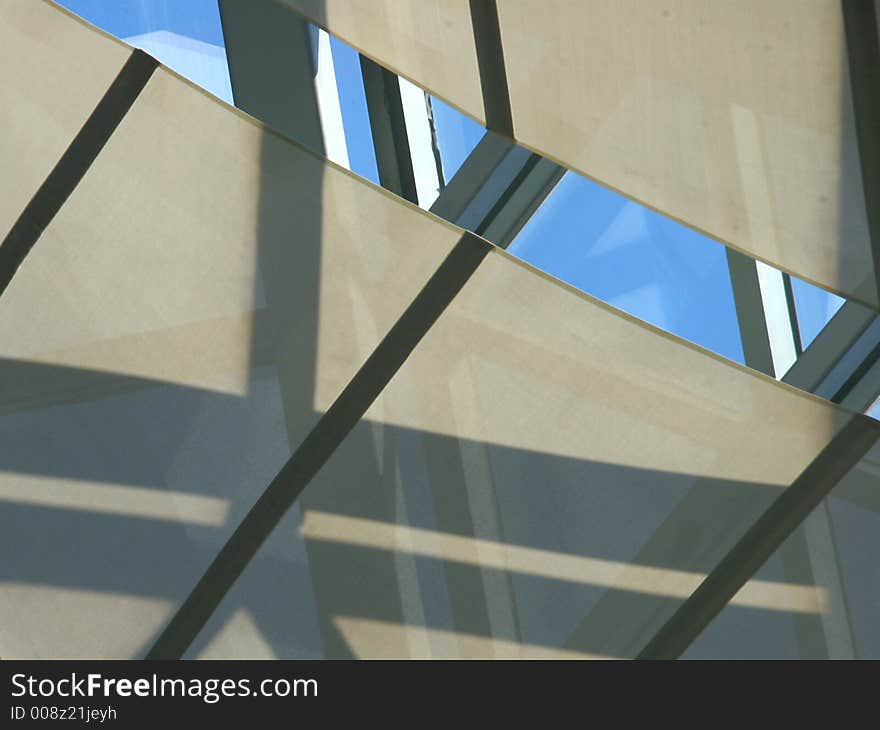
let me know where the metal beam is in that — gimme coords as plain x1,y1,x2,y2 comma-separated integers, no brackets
782,273,804,357
468,0,513,137
359,56,419,204
428,132,514,223
0,49,157,298
842,0,880,308
783,300,879,405
146,232,492,659
638,414,880,660
476,155,562,246
218,0,324,151
429,135,563,248
725,249,775,376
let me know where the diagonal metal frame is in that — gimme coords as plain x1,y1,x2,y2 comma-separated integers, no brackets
359,55,419,203
468,0,513,138
142,0,565,657
0,48,157,298
2,0,876,661
637,1,880,656
208,0,880,660
147,231,492,659
843,0,880,310
638,414,880,659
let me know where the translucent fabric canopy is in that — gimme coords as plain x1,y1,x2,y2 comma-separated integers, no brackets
0,0,877,659
0,2,465,657
282,0,878,309
687,444,880,659
277,0,486,123
0,0,131,240
187,248,874,659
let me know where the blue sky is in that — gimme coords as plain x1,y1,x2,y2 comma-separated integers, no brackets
58,0,846,372
510,173,746,363
429,96,486,186
58,0,224,44
59,0,232,101
328,37,379,185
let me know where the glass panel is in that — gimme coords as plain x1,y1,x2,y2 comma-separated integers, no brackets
0,0,130,239
685,442,880,659
0,49,465,657
329,35,379,185
430,95,486,185
510,172,745,364
57,0,233,102
189,249,858,659
792,276,847,351
284,0,876,310
499,0,875,308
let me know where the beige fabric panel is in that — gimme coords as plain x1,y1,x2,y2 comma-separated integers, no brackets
0,0,131,240
4,0,874,661
280,0,485,123
498,0,875,305
279,0,873,305
0,60,464,657
189,250,860,659
686,444,880,659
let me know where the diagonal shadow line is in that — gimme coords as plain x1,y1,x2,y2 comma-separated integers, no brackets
562,418,879,658
359,56,419,202
2,354,860,653
0,48,157,297
637,414,880,659
4,0,565,656
0,357,236,417
5,1,872,660
842,0,880,308
145,232,491,659
0,478,832,660
1,2,468,660
176,560,827,660
468,0,513,138
0,430,823,585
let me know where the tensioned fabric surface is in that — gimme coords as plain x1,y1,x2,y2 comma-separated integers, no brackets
282,0,878,309
686,444,880,659
188,250,878,659
277,0,486,124
0,0,877,659
1,0,131,239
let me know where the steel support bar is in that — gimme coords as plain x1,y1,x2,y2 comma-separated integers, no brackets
218,0,324,151
638,415,880,659
147,232,492,659
477,155,563,246
359,56,419,203
725,249,775,376
843,0,880,308
783,300,879,405
0,50,157,298
428,132,514,224
468,0,513,137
